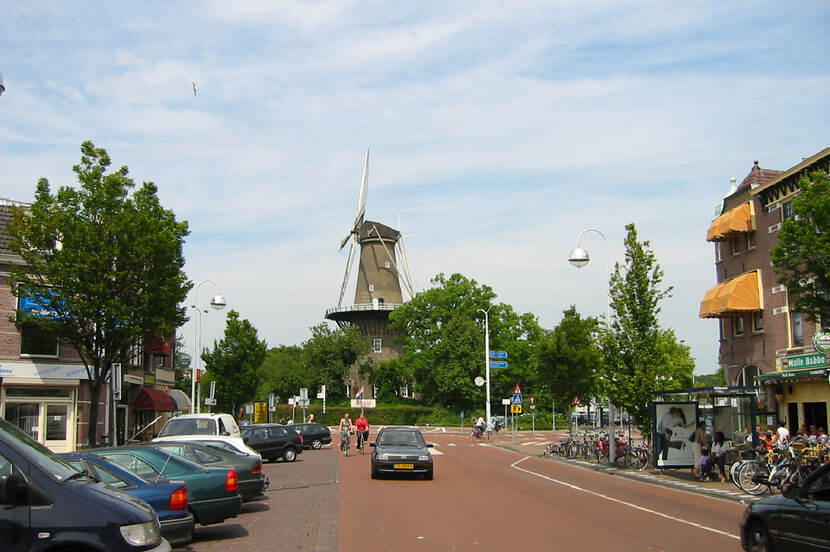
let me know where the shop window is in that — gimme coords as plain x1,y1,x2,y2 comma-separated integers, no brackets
791,311,804,346
20,323,59,357
4,402,40,440
373,338,382,353
733,315,745,337
752,311,764,332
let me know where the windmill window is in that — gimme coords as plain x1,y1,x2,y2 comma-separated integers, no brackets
384,261,390,268
368,284,375,292
373,338,382,353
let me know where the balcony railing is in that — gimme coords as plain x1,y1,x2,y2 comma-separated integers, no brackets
325,303,403,316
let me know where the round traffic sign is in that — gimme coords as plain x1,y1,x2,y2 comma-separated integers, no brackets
474,376,485,387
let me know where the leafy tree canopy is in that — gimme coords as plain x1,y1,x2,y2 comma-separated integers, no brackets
770,170,830,325
8,141,191,446
602,223,679,435
302,323,369,398
530,306,602,412
202,310,267,415
388,273,541,413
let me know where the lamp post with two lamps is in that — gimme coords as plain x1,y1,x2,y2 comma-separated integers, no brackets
191,280,227,414
568,227,615,464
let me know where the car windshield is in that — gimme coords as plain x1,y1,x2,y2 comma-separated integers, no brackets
159,417,217,436
379,431,424,447
0,418,78,482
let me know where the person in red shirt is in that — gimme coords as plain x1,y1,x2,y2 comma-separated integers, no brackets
355,412,370,452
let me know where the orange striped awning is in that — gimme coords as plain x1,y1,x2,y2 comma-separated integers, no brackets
699,271,763,318
706,202,754,242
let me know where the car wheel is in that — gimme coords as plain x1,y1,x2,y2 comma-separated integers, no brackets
745,520,773,552
283,447,297,462
311,439,323,450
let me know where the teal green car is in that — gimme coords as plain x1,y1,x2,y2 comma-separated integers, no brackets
91,446,242,526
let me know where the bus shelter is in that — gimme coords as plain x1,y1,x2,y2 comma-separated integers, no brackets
652,386,759,470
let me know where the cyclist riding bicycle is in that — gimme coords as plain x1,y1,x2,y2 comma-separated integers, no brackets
339,412,352,456
355,412,369,453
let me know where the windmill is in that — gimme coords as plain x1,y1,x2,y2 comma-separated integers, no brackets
326,150,416,399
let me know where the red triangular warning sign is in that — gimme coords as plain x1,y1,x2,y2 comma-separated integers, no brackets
513,383,522,395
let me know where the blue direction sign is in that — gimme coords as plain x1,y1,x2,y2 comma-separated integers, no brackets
489,350,508,359
489,360,508,369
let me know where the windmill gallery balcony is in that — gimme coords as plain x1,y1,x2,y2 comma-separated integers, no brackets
325,302,403,334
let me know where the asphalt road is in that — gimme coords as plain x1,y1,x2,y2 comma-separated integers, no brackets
179,430,747,552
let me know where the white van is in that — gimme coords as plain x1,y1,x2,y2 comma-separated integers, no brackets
153,414,258,457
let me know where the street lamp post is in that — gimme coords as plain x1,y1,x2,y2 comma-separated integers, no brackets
191,280,227,414
477,306,493,430
568,227,615,464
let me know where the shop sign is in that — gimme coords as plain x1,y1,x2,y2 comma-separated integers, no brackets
786,353,828,370
814,330,830,354
143,372,156,386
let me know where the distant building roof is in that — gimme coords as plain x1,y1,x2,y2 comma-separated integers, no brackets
736,161,784,192
0,199,30,257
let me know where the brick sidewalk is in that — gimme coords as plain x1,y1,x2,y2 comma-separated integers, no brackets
492,432,761,504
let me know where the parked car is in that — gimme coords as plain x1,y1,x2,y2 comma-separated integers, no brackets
240,424,303,462
740,460,830,551
91,445,242,526
291,423,332,450
61,452,194,546
155,434,260,458
370,426,434,480
147,441,266,501
0,417,171,552
157,413,241,438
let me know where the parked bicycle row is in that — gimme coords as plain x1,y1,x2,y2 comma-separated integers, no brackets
542,430,650,471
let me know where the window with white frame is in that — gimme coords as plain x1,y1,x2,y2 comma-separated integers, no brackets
791,311,804,346
747,231,756,249
733,315,744,337
19,323,59,357
373,338,382,353
752,311,764,332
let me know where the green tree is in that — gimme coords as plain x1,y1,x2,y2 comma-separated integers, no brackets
173,335,192,393
653,329,695,390
530,306,601,414
8,141,190,447
770,170,830,325
202,310,267,416
302,323,369,399
389,273,541,412
259,345,306,401
602,223,674,435
694,366,726,388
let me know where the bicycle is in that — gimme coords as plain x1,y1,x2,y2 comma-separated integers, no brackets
356,430,366,454
340,430,351,456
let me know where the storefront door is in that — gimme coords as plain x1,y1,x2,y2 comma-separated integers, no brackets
1,387,76,453
804,402,828,432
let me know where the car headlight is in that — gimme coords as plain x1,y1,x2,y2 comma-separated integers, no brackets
418,455,431,462
120,521,160,547
377,453,389,461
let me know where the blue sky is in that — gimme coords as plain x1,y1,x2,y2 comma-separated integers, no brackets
2,1,829,376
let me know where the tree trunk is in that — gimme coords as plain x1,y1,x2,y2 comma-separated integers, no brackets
87,378,104,448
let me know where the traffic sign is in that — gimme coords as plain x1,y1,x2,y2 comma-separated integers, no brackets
489,360,508,369
489,350,508,359
512,394,523,405
204,398,217,406
513,383,523,395
511,404,522,414
501,398,511,406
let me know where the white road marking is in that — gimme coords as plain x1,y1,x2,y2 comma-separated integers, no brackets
429,448,444,455
510,457,740,541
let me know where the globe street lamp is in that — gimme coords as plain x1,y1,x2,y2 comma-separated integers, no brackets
191,280,227,414
0,72,5,96
568,227,614,464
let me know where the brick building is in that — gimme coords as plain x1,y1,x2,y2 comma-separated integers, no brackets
0,198,184,451
700,148,830,433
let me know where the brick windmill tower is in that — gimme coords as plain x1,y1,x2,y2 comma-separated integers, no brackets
325,151,415,399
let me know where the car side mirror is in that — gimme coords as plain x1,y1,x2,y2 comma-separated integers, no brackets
242,437,250,445
0,471,29,505
369,442,376,448
221,431,230,436
426,443,434,448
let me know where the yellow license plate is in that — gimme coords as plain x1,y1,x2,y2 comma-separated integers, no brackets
394,463,414,469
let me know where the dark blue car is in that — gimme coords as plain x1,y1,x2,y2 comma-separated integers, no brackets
61,453,194,546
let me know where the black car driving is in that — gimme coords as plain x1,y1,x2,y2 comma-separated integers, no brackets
240,424,303,462
370,427,434,480
740,460,830,551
